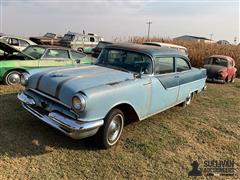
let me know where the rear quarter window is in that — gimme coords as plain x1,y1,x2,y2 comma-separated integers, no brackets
155,57,174,74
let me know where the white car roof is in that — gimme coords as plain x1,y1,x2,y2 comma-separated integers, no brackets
144,42,187,50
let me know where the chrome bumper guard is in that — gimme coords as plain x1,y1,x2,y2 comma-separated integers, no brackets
17,92,104,139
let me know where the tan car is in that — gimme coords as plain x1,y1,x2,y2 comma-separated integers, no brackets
0,35,36,51
143,42,188,56
60,31,104,53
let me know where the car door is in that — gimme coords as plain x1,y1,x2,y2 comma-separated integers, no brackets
38,48,73,67
70,50,91,64
150,56,179,114
175,57,196,102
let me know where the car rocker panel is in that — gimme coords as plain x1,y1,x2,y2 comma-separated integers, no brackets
18,44,207,148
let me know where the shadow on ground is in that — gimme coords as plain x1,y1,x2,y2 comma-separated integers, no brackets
0,93,100,158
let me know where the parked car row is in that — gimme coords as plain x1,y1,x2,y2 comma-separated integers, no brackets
1,31,104,54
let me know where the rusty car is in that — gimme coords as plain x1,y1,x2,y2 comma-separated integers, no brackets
29,33,62,46
17,43,207,148
204,55,237,83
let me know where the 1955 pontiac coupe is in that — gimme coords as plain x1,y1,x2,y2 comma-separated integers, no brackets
18,44,207,148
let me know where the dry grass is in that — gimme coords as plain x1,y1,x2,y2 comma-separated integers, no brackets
129,37,240,77
0,80,239,179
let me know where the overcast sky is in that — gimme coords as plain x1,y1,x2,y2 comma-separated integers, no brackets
0,0,239,43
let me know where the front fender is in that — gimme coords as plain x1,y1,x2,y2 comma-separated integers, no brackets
79,77,152,121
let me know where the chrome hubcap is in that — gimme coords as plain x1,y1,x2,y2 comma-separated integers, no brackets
8,73,20,84
186,94,192,105
107,114,123,145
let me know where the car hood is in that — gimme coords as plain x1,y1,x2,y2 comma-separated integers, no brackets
28,65,134,105
0,41,35,60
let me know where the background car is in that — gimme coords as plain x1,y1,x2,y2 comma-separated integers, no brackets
92,41,113,58
60,31,104,53
143,42,188,56
204,55,237,83
0,42,92,85
0,35,36,51
29,32,62,46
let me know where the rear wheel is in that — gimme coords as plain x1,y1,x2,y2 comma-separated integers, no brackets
180,93,193,108
94,108,124,149
77,48,83,52
4,71,22,85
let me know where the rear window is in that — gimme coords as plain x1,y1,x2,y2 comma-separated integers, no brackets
43,49,69,59
206,57,228,67
44,33,56,38
62,34,75,41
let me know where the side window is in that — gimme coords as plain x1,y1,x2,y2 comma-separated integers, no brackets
2,37,9,43
77,36,83,41
9,38,19,46
176,57,190,72
90,37,95,42
43,49,69,59
155,57,174,74
19,40,30,47
107,49,122,63
71,50,86,59
229,60,233,67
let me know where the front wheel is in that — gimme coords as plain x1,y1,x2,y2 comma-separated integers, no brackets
4,71,22,85
95,109,124,149
230,75,235,83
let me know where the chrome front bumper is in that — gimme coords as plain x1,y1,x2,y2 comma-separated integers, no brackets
17,92,104,139
207,77,225,83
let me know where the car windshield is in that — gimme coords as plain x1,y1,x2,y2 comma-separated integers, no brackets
96,49,153,74
22,46,46,59
206,57,228,67
62,34,75,41
44,33,56,38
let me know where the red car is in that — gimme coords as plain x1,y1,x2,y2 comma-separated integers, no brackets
204,55,237,83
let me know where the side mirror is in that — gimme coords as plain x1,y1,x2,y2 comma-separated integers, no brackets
75,59,81,64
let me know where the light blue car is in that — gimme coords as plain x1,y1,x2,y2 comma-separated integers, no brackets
17,43,207,148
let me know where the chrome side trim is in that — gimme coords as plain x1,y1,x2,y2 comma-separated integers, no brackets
17,92,35,105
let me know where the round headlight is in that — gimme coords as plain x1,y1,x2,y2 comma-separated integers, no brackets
72,94,86,112
20,73,30,86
